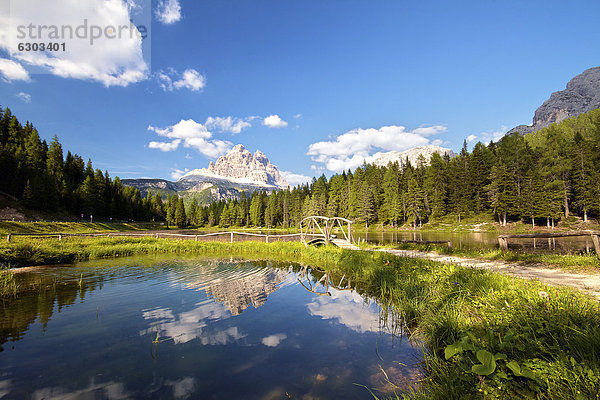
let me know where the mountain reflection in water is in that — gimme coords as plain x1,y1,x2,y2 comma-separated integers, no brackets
0,256,421,399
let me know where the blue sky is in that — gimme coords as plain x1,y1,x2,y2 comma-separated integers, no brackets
1,0,599,185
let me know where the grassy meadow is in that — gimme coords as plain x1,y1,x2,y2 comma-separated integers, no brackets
0,236,599,398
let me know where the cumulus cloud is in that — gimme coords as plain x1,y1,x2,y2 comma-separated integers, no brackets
262,115,288,128
140,303,235,345
149,139,181,152
157,68,206,92
2,0,148,87
307,290,383,333
280,171,312,187
307,124,447,172
170,167,189,180
261,333,287,347
147,119,233,158
16,92,31,103
205,116,251,134
469,126,507,144
0,59,31,82
174,69,205,91
155,0,182,24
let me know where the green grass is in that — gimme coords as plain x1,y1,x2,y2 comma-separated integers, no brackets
0,221,167,235
0,236,599,399
383,242,600,272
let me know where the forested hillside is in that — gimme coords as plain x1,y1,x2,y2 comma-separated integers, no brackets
197,109,600,229
2,106,600,229
0,107,164,221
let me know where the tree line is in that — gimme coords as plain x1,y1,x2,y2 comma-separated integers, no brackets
0,106,163,221
2,105,600,229
193,108,600,229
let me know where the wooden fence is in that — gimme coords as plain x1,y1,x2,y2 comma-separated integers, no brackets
498,231,600,259
5,231,324,244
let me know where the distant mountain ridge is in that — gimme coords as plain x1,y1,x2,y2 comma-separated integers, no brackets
122,145,287,204
509,66,600,135
373,145,455,167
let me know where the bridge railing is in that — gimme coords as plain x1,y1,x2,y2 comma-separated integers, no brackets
299,216,354,246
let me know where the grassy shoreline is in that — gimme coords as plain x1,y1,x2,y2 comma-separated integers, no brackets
0,236,599,398
385,242,600,273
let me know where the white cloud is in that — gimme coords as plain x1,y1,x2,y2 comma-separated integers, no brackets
174,69,205,91
281,171,312,186
157,68,206,92
140,302,234,344
262,114,288,128
170,167,189,179
470,126,507,144
166,377,196,400
261,333,287,347
307,289,383,334
2,0,148,87
32,381,129,400
0,59,31,82
147,119,233,158
307,124,447,172
16,92,31,103
155,0,181,24
294,114,302,119
205,116,251,134
149,139,181,152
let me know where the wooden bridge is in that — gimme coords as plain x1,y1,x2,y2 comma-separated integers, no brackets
5,216,359,249
299,216,358,250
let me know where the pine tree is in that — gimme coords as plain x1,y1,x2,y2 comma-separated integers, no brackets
485,164,517,226
250,193,264,226
406,176,425,229
188,199,198,225
381,163,401,227
175,197,186,228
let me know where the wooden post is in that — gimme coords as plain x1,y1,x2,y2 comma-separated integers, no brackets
446,241,452,249
230,232,233,243
156,234,159,239
6,234,11,242
591,234,600,260
498,236,508,251
195,235,198,242
266,235,269,244
58,234,62,241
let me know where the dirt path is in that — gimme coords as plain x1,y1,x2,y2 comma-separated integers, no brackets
377,248,600,299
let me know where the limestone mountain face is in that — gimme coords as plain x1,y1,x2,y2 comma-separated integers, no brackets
122,144,288,204
373,145,455,168
509,66,600,134
181,144,288,188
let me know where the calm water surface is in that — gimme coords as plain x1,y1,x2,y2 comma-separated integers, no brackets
354,230,597,253
0,256,420,399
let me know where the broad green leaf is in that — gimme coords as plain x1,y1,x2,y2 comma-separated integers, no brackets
471,350,496,376
494,353,507,361
506,360,521,376
445,343,463,360
496,371,508,379
520,367,536,380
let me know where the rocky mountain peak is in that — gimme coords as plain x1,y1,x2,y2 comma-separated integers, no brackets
181,144,288,188
509,66,600,135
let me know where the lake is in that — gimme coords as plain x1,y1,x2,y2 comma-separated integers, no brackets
0,257,420,399
354,230,598,254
